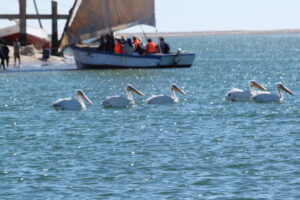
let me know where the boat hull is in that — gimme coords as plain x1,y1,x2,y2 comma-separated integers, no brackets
71,46,196,69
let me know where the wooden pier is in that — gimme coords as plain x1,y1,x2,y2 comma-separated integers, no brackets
0,0,69,55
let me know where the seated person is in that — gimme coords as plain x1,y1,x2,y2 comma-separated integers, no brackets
124,38,135,54
114,38,124,54
134,37,145,55
145,38,156,54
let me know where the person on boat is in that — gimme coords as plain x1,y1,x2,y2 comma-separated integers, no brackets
13,39,21,67
124,38,135,54
132,36,140,49
1,42,10,68
145,38,157,54
97,35,107,51
132,37,145,55
114,38,124,54
156,37,170,54
105,34,114,52
121,35,127,45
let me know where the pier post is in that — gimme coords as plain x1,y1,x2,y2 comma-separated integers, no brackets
51,1,59,55
19,0,27,45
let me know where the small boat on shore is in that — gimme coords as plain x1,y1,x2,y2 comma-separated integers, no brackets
59,0,195,69
0,24,48,50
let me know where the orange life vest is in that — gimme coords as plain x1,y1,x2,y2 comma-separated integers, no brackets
114,42,123,54
146,42,156,53
133,39,140,49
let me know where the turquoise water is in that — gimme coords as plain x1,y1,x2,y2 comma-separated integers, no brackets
1,34,300,200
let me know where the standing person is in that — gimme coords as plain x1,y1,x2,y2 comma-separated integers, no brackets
0,44,5,70
13,39,21,67
2,43,10,67
157,37,170,54
145,38,156,54
105,34,114,52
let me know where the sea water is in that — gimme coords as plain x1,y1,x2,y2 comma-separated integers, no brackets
1,34,300,200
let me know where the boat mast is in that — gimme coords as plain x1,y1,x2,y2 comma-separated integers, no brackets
104,0,112,34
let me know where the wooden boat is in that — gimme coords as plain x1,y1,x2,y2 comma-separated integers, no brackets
0,24,48,50
72,45,195,69
59,0,196,69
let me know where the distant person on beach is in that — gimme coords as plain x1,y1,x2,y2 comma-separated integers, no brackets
42,41,51,61
0,44,5,70
2,43,10,67
13,39,21,67
145,38,156,54
156,37,170,54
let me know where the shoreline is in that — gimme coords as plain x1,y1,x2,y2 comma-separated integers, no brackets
0,46,75,73
123,29,300,37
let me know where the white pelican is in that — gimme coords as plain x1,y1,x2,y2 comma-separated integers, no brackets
226,80,268,101
53,89,93,110
251,82,294,103
102,84,144,107
146,84,187,104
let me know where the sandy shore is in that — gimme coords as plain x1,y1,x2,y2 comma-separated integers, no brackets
0,46,75,72
6,46,66,64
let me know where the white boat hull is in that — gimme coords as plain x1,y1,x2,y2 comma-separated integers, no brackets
71,46,196,69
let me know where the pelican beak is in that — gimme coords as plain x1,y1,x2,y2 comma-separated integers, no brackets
127,85,145,96
80,92,93,104
280,85,294,95
172,85,187,95
251,81,267,91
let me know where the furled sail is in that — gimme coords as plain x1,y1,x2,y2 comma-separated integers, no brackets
60,0,156,49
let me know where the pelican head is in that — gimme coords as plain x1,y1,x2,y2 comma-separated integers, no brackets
76,89,93,105
171,84,187,95
249,80,267,91
126,84,145,96
276,82,294,95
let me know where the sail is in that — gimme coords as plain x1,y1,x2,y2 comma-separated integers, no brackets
60,0,156,49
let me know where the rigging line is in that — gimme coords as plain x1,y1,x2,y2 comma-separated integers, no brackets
27,0,50,13
140,25,148,40
33,0,43,29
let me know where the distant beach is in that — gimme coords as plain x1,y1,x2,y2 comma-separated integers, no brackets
0,46,72,73
123,29,300,37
